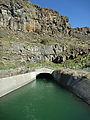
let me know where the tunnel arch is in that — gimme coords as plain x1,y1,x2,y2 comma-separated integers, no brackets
36,73,54,80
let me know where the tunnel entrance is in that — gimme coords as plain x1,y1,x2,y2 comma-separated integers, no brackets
36,73,54,80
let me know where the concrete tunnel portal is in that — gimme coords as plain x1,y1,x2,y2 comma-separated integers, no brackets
36,73,54,80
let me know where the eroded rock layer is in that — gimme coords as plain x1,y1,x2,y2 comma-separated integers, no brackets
0,0,90,69
0,0,71,36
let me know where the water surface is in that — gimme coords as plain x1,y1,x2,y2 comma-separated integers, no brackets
0,78,90,120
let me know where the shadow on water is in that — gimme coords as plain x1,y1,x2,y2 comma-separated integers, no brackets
36,73,65,88
36,73,67,89
36,73,89,105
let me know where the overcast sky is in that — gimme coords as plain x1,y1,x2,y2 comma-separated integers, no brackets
30,0,90,28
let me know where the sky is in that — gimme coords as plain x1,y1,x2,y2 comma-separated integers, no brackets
30,0,90,28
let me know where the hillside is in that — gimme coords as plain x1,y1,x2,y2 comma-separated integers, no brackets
0,0,90,70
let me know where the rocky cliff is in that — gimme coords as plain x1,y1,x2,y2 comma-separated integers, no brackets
71,27,90,40
0,0,71,36
0,0,90,70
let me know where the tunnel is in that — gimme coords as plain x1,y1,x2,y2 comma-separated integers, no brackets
36,73,54,81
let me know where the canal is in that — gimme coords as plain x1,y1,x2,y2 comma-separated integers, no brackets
0,77,90,120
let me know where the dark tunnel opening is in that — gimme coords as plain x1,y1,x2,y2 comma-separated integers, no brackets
36,73,54,81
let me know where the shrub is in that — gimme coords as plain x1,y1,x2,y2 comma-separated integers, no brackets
40,39,48,45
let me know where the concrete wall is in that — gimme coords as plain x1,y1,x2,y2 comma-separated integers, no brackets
0,68,54,97
35,68,54,75
0,72,36,97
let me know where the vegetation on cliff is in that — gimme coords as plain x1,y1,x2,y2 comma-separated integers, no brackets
0,0,90,71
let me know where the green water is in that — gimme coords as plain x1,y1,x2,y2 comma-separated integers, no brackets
0,79,90,120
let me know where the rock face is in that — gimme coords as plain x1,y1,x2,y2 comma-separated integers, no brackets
0,38,89,69
71,27,90,40
0,0,71,36
52,69,90,104
0,0,90,69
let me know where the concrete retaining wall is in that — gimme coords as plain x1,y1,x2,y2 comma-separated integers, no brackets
0,68,53,97
0,72,36,97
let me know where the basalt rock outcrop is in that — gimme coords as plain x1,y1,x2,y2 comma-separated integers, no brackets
71,27,90,40
0,0,90,69
0,36,89,69
0,0,71,36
